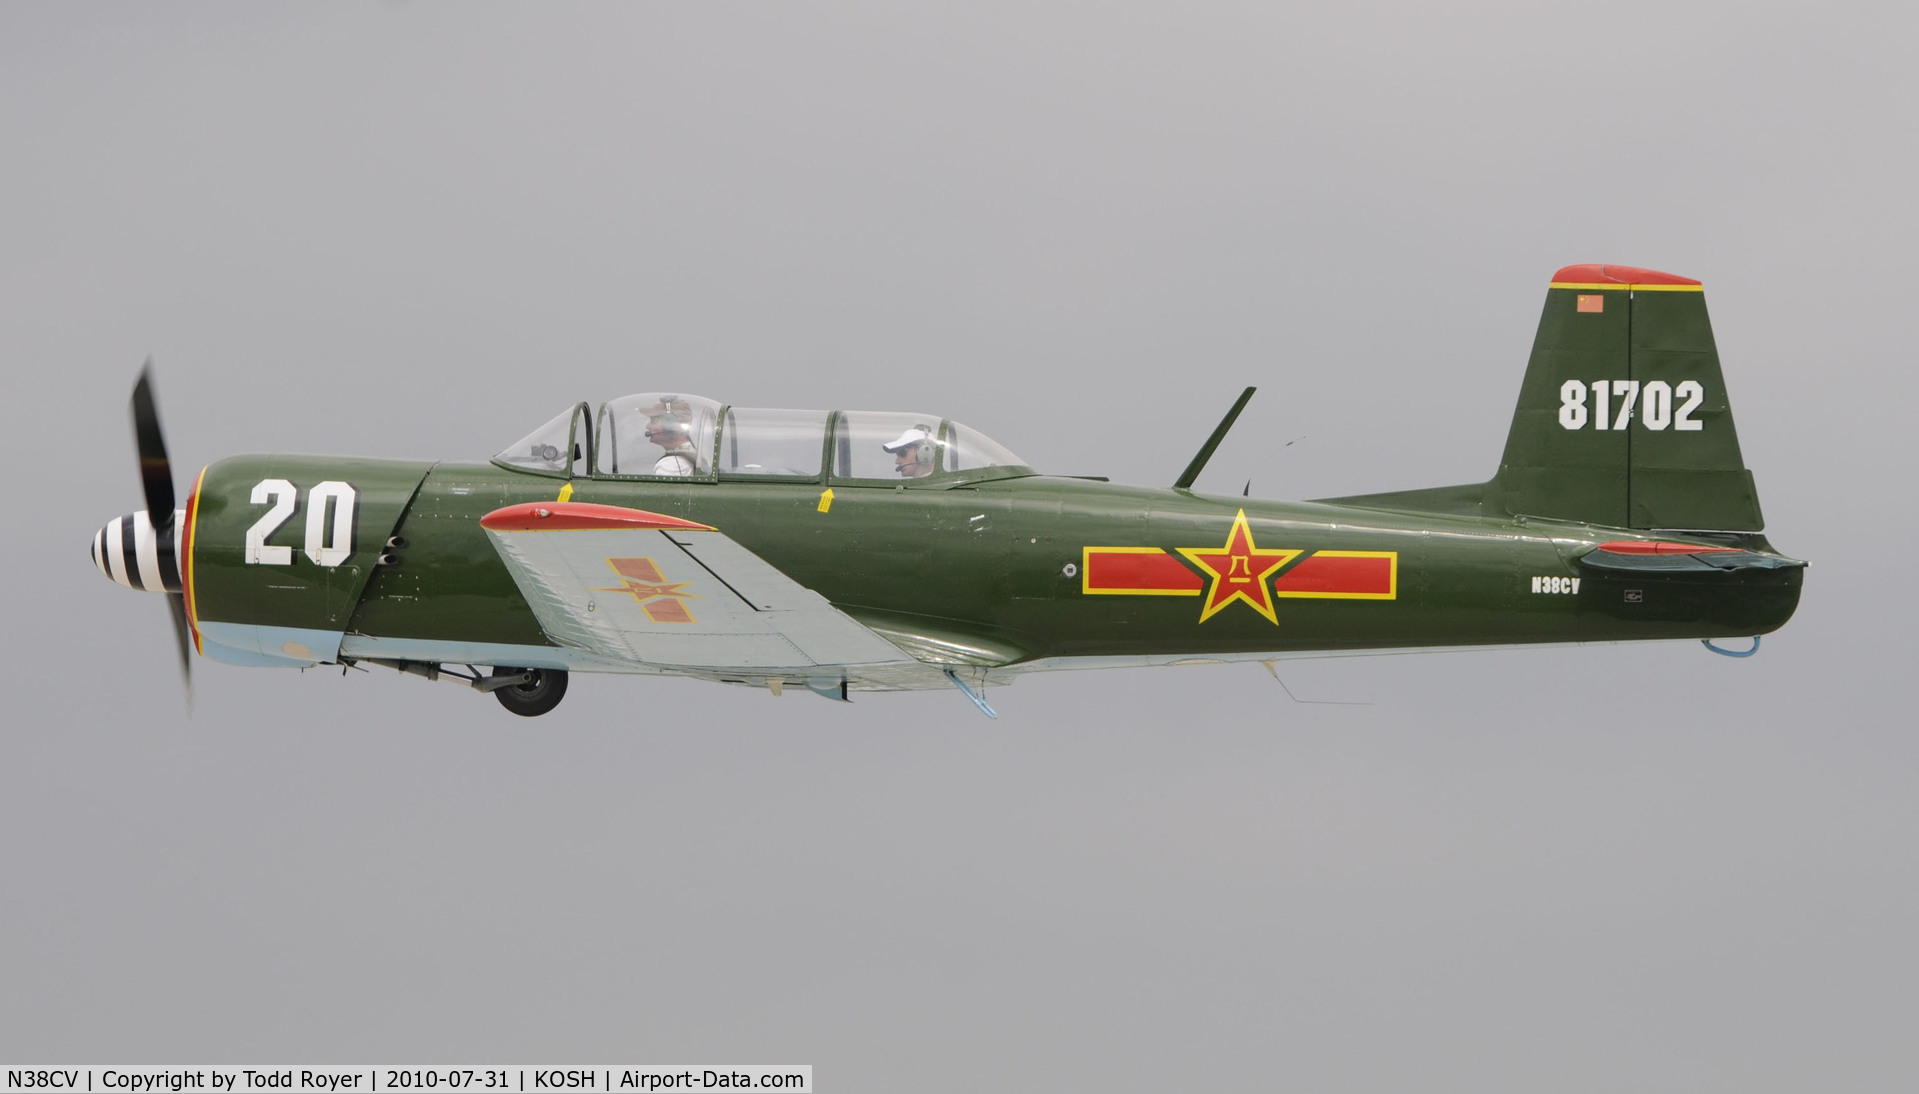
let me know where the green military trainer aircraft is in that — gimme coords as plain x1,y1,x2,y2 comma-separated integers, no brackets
92,264,1804,717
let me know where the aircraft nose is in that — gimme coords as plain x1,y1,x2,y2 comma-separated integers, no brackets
91,510,185,592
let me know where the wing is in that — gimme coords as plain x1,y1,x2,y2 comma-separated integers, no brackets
480,501,937,685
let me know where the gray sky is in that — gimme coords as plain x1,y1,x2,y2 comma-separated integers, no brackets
4,3,1914,1090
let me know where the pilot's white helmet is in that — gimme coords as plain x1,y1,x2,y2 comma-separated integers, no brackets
882,425,935,454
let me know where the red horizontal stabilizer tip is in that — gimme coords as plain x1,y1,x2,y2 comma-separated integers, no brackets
1550,264,1700,287
1595,540,1741,555
480,501,716,533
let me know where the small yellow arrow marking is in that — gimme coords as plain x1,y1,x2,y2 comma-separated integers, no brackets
557,482,575,503
817,488,834,514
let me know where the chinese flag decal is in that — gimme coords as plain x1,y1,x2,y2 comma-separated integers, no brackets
1175,510,1300,624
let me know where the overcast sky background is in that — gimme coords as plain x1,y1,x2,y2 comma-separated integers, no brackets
4,3,1914,1090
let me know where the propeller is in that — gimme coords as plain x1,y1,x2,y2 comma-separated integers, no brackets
131,359,194,696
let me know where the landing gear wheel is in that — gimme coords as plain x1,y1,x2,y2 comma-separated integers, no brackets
492,666,568,717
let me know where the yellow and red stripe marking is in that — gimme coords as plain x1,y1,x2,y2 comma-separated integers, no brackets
1082,545,1398,610
1082,547,1203,595
1272,550,1397,599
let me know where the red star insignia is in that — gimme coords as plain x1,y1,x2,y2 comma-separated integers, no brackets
594,557,701,622
1176,509,1300,624
599,577,696,604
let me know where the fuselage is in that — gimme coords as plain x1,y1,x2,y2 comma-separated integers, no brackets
167,455,1803,673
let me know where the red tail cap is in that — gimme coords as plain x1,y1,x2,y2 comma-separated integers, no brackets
1551,264,1700,286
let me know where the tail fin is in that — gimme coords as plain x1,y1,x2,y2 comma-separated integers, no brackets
1320,264,1766,532
1488,264,1762,531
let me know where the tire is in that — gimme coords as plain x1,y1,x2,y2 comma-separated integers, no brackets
492,666,568,717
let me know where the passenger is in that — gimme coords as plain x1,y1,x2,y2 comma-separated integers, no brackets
644,397,701,476
881,424,938,478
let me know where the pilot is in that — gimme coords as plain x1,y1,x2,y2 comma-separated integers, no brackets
881,424,938,478
644,397,701,477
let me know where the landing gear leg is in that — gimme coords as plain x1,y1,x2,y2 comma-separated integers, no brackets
491,666,569,716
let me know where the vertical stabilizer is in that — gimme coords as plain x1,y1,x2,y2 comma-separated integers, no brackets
1489,265,1764,531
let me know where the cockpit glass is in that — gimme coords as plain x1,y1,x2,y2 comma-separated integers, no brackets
719,407,829,478
945,421,1027,472
830,412,1030,481
494,405,585,475
833,412,945,480
499,395,1028,483
595,393,721,477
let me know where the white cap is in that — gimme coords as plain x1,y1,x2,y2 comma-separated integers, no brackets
881,426,933,453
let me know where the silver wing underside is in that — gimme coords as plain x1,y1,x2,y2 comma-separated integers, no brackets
482,510,975,690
